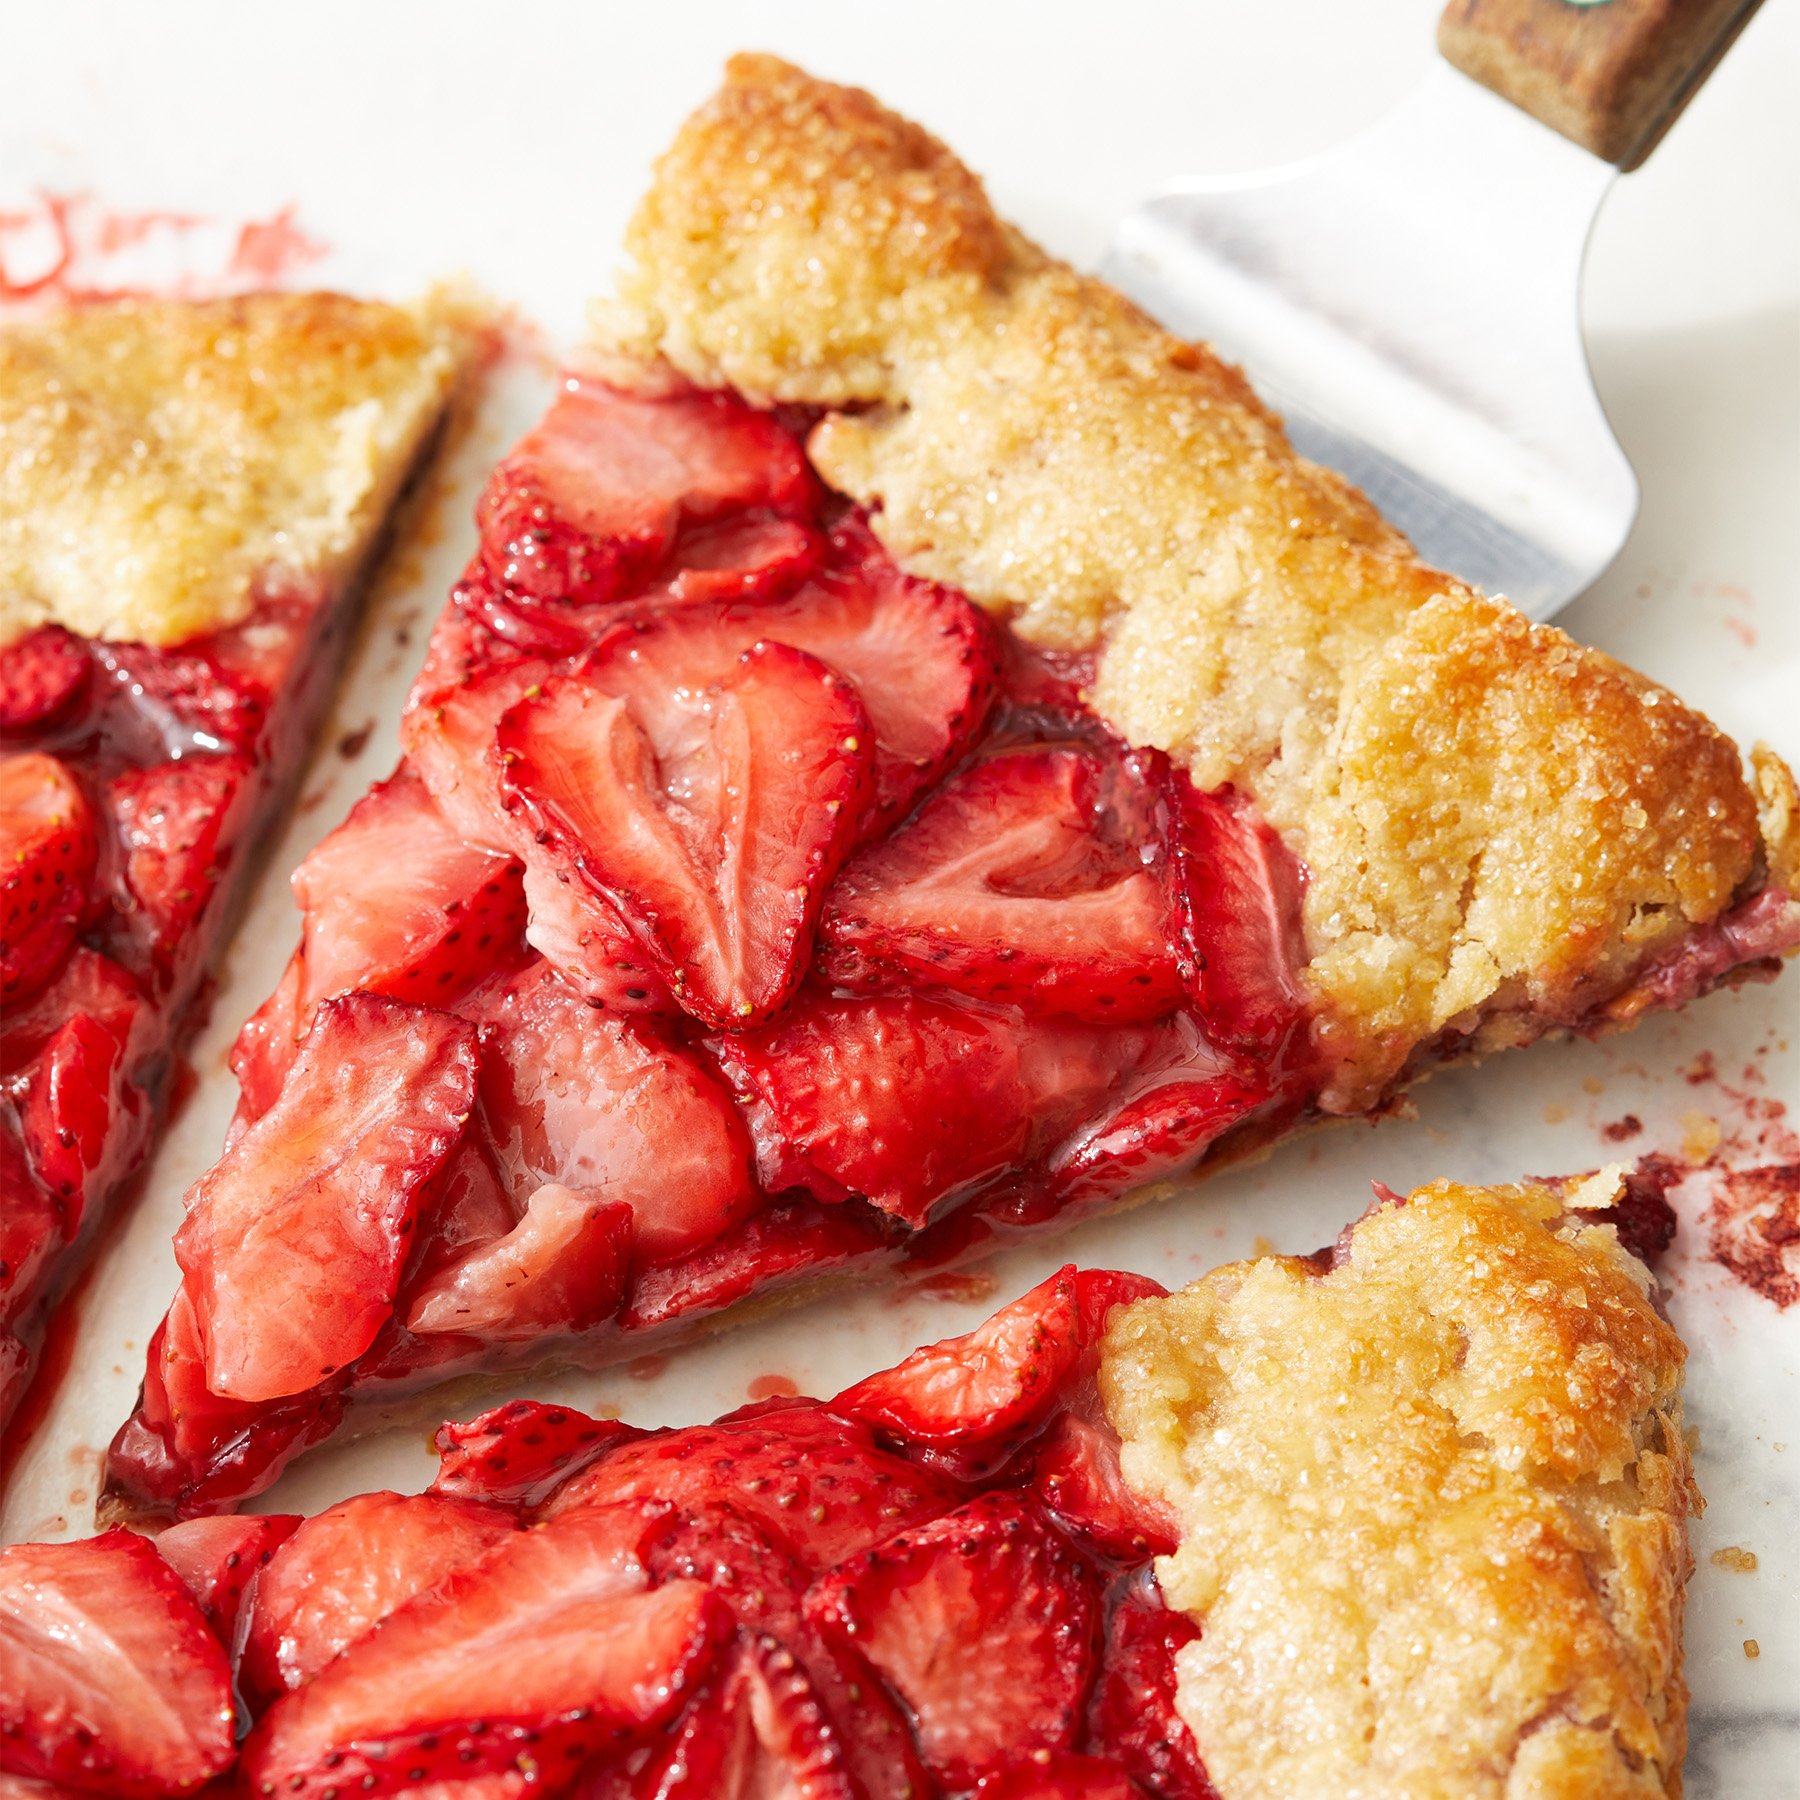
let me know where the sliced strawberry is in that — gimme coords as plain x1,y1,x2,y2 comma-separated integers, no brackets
239,1490,518,1703
15,1011,133,1235
102,1286,346,1523
667,514,823,606
570,523,994,823
519,856,675,1014
0,1133,62,1314
291,766,528,1016
973,1754,1145,1798
1161,774,1308,1055
241,1509,727,1798
152,1512,301,1645
498,635,873,1028
172,994,480,1402
1048,1054,1270,1212
476,379,816,608
404,1183,632,1340
713,995,1161,1232
227,951,304,1129
1087,1588,1215,1800
107,754,245,958
622,1196,899,1334
0,752,95,1002
620,1633,858,1799
834,1267,1085,1449
432,1401,648,1510
821,743,1184,1023
474,959,758,1262
0,1529,235,1797
540,1410,959,1574
804,1491,1102,1788
93,639,268,753
0,627,91,736
1030,1409,1179,1561
0,946,142,1077
641,1505,810,1643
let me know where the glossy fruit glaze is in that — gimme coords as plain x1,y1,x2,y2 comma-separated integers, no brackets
0,574,362,1433
104,378,1316,1520
11,1268,1219,1800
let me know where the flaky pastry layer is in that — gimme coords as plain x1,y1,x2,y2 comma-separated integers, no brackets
1101,1176,1694,1800
0,292,471,650
595,54,1797,1107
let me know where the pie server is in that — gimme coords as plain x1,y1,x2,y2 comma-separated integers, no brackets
1101,0,1764,618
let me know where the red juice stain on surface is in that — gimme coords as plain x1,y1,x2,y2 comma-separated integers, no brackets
228,204,327,284
746,1373,799,1401
625,1352,669,1382
1704,1164,1800,1309
905,1270,1001,1306
1601,1114,1643,1144
1,192,331,306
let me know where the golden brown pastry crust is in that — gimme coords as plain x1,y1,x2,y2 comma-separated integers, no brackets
0,292,472,650
596,53,1798,1108
1100,1175,1695,1800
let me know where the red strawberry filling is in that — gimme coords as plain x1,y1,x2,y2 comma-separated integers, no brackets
11,1266,1215,1800
103,378,1326,1516
1,562,387,1432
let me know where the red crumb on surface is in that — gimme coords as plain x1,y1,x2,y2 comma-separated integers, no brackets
905,1271,1002,1307
1601,1114,1644,1143
746,1372,799,1400
1704,1164,1800,1309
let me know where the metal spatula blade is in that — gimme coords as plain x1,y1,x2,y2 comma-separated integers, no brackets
1102,0,1763,618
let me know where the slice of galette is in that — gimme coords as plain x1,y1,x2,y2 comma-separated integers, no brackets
104,57,1796,1518
12,1176,1691,1799
0,293,475,1428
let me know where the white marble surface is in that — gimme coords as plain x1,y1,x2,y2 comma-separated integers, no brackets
3,3,1796,1791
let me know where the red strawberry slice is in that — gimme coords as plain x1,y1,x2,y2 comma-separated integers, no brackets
291,766,528,1017
1088,1589,1216,1800
432,1401,648,1510
499,635,873,1028
1161,774,1308,1055
518,856,675,1014
0,752,95,1002
640,1504,811,1643
973,1754,1145,1798
707,991,1082,1226
173,994,480,1402
227,952,305,1129
476,379,816,608
239,1490,518,1703
0,946,142,1077
93,638,269,754
834,1267,1085,1449
153,1512,302,1645
622,1195,899,1334
404,1183,632,1340
0,626,91,736
0,1138,63,1315
540,1411,960,1574
241,1508,728,1799
667,513,824,606
569,524,994,824
821,743,1184,1024
619,1633,859,1799
473,959,758,1262
1030,1409,1180,1561
1048,1053,1271,1213
15,1010,136,1237
804,1491,1102,1788
0,1529,235,1798
107,754,246,958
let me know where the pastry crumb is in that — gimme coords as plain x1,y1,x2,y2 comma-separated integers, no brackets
1710,1545,1758,1572
1744,1638,1761,1658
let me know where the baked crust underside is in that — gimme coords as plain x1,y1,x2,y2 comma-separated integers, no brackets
1102,1176,1695,1800
594,52,1800,1111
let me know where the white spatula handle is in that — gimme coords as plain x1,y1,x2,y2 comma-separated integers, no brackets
1438,0,1764,168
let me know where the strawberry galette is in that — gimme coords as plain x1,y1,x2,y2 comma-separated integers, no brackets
0,294,472,1427
9,1176,1691,1799
104,59,1797,1518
